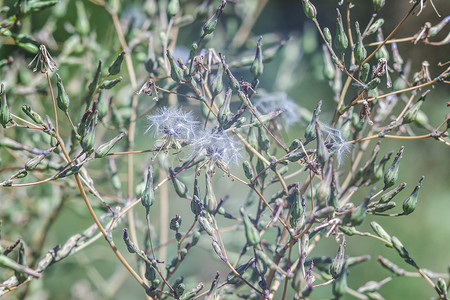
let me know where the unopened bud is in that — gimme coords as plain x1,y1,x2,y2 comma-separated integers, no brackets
100,76,123,89
391,236,409,259
379,182,407,203
334,9,348,54
373,0,385,12
374,201,396,212
108,51,125,75
316,160,332,203
305,101,322,143
330,237,346,278
384,146,404,189
167,0,180,17
166,50,184,83
240,207,260,247
365,19,385,37
0,83,11,127
22,105,44,125
315,122,329,168
251,36,263,78
211,63,224,97
141,165,155,211
202,0,226,36
204,172,217,212
367,77,381,90
350,197,369,226
81,110,98,153
354,22,367,65
123,228,138,253
242,161,254,180
95,132,126,158
402,91,428,124
56,74,70,112
402,176,424,215
323,27,332,45
370,221,391,242
360,63,370,82
169,168,188,198
301,0,317,19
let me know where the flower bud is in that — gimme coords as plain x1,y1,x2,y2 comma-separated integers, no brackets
167,0,180,17
402,92,428,124
370,221,391,242
315,122,329,168
191,231,201,247
379,182,406,203
373,201,396,212
0,83,11,127
242,161,254,180
339,226,357,236
100,76,123,89
360,63,370,82
316,159,332,204
123,228,138,253
25,153,47,171
204,172,217,212
108,51,125,75
354,22,367,65
141,165,155,212
81,110,98,153
365,19,384,37
384,146,404,189
251,36,264,78
56,74,70,112
367,77,381,90
198,214,215,237
169,168,189,198
144,261,157,281
202,0,226,36
290,185,305,229
373,0,385,12
166,50,184,83
22,105,44,125
301,0,317,19
323,27,332,45
332,260,348,298
437,278,447,299
211,62,224,97
402,176,424,215
350,197,369,226
305,101,321,143
55,166,80,179
170,215,182,231
240,207,260,247
95,132,125,158
334,9,348,54
330,237,346,278
391,236,409,259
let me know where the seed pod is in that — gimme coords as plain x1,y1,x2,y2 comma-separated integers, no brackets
379,182,407,203
169,168,189,198
290,185,305,229
305,101,321,143
402,92,428,124
373,0,385,12
316,159,333,204
108,51,125,75
141,165,155,212
365,19,385,37
218,89,232,126
391,236,409,259
360,63,370,82
212,240,225,260
354,22,367,65
14,241,27,283
204,172,217,212
55,166,79,179
323,27,332,45
242,161,254,180
166,50,184,83
190,195,203,216
123,228,138,253
323,44,335,80
240,207,260,247
367,78,381,90
144,261,157,281
350,197,369,226
211,62,224,97
55,74,70,112
375,30,389,61
402,176,424,215
95,132,126,158
257,126,270,152
202,0,226,36
301,0,317,19
167,0,180,17
332,260,348,298
357,281,379,294
174,279,185,298
198,214,215,237
100,76,123,89
334,9,348,54
315,122,329,169
220,54,241,93
437,278,447,299
170,215,182,231
373,201,396,212
191,231,201,247
0,83,11,127
249,36,264,78
179,283,204,300
22,105,44,125
330,237,346,278
25,153,47,171
81,110,98,153
370,221,391,242
372,150,393,184
384,146,404,189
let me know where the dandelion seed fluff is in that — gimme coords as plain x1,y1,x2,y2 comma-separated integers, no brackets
146,107,199,140
254,92,301,129
321,124,351,166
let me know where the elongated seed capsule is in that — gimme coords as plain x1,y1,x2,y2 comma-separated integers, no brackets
334,9,348,54
0,83,11,127
379,182,407,203
239,207,260,247
56,74,70,112
370,221,391,242
251,36,264,78
108,51,125,75
301,0,317,19
391,236,409,259
100,76,123,89
354,22,367,65
95,132,126,158
166,50,184,83
22,105,44,125
402,176,424,215
330,237,346,279
365,19,384,37
384,146,404,189
202,0,226,36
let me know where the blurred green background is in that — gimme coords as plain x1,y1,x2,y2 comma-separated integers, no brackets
0,0,449,299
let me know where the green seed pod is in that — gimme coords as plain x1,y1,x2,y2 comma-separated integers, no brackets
81,111,98,153
437,278,447,298
22,105,44,125
289,139,301,152
141,165,155,211
0,84,11,127
169,168,189,198
301,0,317,19
373,0,385,12
75,1,90,36
360,63,370,82
251,36,264,78
374,201,396,212
357,281,379,294
330,237,346,279
367,77,381,90
174,279,185,298
14,242,27,283
191,231,201,247
370,221,391,242
202,0,226,36
55,166,80,179
170,215,182,231
402,176,424,215
167,0,180,17
375,30,389,61
25,153,47,171
95,132,125,158
334,9,348,54
218,89,232,127
315,122,329,169
323,27,332,45
257,126,270,152
379,182,407,203
100,76,123,89
55,74,70,112
240,207,260,247
339,226,357,236
316,160,333,204
179,283,204,300
377,256,407,276
347,255,371,267
242,161,254,180
391,236,409,259
221,55,241,93
108,51,125,76
290,185,305,229
204,172,217,212
144,261,156,281
402,93,427,124
166,50,184,83
350,197,369,226
211,62,224,97
122,228,138,253
198,214,215,237
227,261,251,284
212,240,224,260
332,261,348,298
323,44,335,80
305,101,322,143
372,151,393,184
365,19,385,37
354,22,367,65
384,146,404,189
